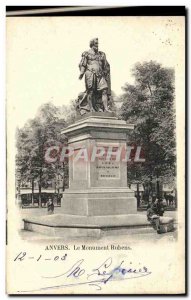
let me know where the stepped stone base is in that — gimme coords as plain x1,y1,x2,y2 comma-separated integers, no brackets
23,213,174,238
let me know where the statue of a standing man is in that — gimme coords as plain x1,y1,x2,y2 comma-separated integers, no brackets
79,38,111,112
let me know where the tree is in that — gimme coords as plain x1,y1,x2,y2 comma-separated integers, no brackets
16,125,40,204
16,102,68,206
119,61,176,197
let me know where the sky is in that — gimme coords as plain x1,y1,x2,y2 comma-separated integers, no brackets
6,16,184,127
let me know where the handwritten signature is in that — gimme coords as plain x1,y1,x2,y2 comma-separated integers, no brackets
17,256,151,292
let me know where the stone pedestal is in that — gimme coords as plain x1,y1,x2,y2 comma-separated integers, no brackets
61,112,137,216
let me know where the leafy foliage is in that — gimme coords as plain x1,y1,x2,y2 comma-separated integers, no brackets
16,102,73,204
119,61,176,184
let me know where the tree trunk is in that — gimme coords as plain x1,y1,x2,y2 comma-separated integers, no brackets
38,182,41,207
156,173,160,199
149,175,153,200
157,176,160,198
137,183,140,208
62,163,65,192
31,178,34,206
38,170,42,207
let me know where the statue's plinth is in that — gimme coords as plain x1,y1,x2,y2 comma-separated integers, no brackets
61,112,137,217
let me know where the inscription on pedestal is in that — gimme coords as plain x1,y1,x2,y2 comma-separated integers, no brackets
95,145,120,179
96,158,120,179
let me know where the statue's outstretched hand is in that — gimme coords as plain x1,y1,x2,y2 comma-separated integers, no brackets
79,74,83,80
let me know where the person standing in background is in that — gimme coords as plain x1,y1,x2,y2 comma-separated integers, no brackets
47,197,54,215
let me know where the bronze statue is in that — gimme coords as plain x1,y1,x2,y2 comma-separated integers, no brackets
77,38,111,115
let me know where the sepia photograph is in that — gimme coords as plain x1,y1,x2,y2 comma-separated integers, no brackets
6,7,186,295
